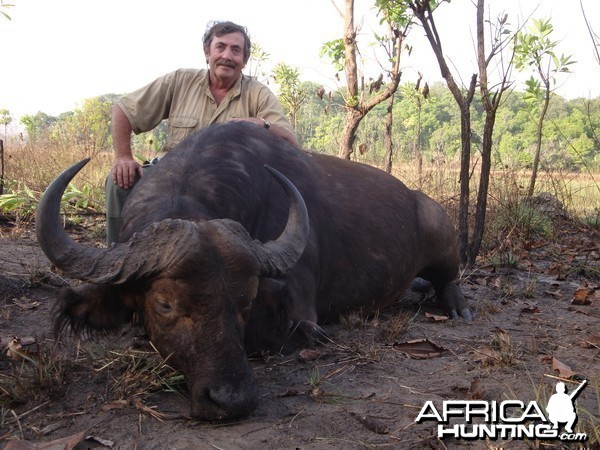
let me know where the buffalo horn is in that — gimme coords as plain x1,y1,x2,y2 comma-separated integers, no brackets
35,159,198,284
251,165,310,276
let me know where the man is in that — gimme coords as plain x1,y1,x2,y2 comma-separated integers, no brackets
106,20,297,244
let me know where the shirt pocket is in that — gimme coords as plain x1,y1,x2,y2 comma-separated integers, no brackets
166,117,199,151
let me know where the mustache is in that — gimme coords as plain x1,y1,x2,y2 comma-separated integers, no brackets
216,59,236,68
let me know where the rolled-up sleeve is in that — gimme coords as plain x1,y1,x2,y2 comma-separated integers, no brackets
253,84,295,135
116,72,175,134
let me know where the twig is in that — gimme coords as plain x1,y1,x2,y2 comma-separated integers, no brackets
6,400,50,424
543,373,585,385
10,409,23,440
289,409,304,428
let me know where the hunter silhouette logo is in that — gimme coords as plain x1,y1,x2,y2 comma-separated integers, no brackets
546,380,587,433
416,379,588,442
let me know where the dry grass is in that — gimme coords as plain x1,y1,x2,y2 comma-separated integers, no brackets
97,346,186,401
4,142,112,194
0,337,68,414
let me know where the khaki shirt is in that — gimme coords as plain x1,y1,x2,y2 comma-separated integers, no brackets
116,68,293,152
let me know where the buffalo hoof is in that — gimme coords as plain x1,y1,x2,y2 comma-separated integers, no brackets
441,282,473,322
448,307,473,321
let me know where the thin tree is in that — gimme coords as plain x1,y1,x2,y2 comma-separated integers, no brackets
247,43,270,83
400,77,429,184
580,0,600,65
0,109,11,143
0,109,11,195
322,0,407,160
272,63,308,131
514,18,574,196
406,0,477,265
469,0,516,266
376,1,413,173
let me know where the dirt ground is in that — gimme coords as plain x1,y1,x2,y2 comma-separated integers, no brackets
0,217,598,450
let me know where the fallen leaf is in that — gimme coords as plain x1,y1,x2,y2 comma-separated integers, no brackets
425,312,448,322
521,303,540,314
578,334,600,349
6,338,25,361
571,288,593,305
4,429,87,450
298,349,323,362
85,435,114,448
12,296,41,310
568,306,590,315
478,264,496,273
551,357,577,378
544,289,561,298
469,345,500,366
101,400,128,411
467,378,484,400
392,339,446,359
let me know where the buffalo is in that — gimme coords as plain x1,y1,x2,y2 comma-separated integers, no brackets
36,121,471,421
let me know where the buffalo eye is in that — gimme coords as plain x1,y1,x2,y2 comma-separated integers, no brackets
155,300,173,315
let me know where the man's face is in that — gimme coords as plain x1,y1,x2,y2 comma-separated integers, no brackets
206,31,246,84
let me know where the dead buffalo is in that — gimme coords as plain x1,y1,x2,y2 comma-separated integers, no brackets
36,121,471,421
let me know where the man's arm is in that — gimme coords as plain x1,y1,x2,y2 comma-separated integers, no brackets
269,123,299,147
111,104,143,189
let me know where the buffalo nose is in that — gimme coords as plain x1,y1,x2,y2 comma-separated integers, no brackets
207,383,259,419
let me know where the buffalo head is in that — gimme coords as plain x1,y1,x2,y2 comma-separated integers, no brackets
36,159,309,420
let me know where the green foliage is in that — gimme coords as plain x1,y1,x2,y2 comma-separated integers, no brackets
0,184,37,219
271,63,308,127
514,18,575,86
19,97,114,155
63,96,114,156
320,39,345,72
0,109,11,127
0,0,12,21
247,43,271,82
374,0,413,28
0,181,101,221
20,112,57,143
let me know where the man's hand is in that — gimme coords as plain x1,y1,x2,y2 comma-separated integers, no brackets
229,117,264,127
111,157,143,189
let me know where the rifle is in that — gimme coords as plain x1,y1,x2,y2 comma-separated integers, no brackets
569,380,587,400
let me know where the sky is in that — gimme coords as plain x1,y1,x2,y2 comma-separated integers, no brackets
1,0,599,125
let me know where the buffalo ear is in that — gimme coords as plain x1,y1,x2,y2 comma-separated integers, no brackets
53,284,136,337
244,278,290,354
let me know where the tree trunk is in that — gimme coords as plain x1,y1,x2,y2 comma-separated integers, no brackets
408,0,477,266
0,139,4,195
339,109,362,159
416,97,423,187
337,0,404,160
469,108,495,266
457,99,473,265
339,0,359,160
383,95,394,174
527,89,550,196
468,0,492,267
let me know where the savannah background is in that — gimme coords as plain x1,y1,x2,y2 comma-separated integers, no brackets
1,0,599,448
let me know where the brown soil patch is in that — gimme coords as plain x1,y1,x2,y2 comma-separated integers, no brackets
0,221,598,449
